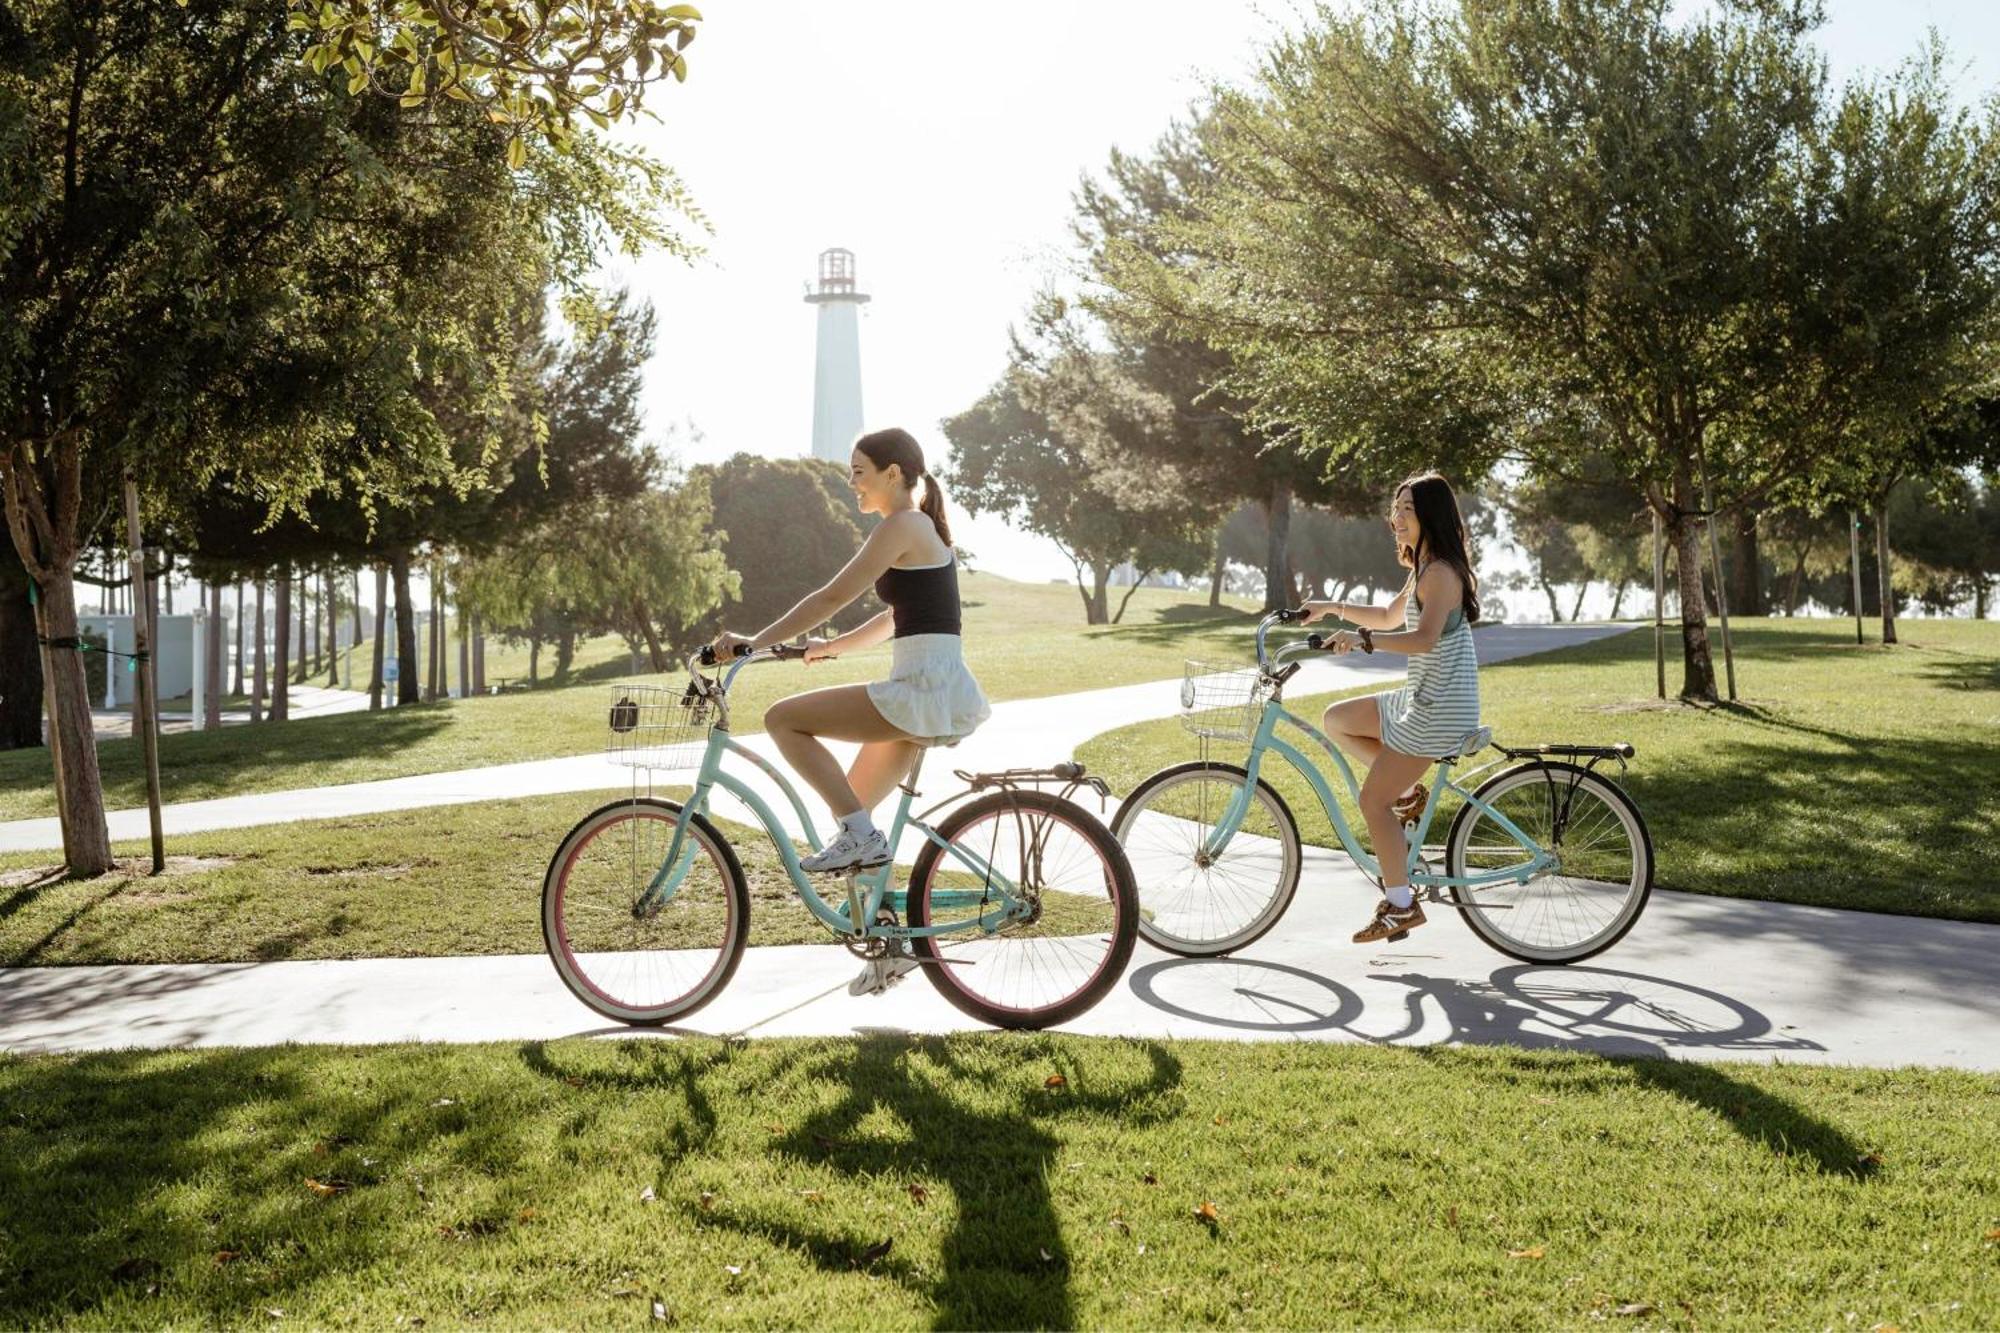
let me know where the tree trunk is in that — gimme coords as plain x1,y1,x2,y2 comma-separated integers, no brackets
1262,479,1293,613
1667,463,1718,702
633,601,669,671
293,571,308,685
1874,500,1898,645
1112,571,1154,624
252,580,266,723
351,569,362,673
1730,511,1764,616
1539,572,1562,622
0,581,42,748
1088,566,1111,625
1208,532,1225,608
272,569,291,721
1608,578,1628,620
471,615,486,694
232,583,245,697
529,637,541,684
390,550,419,706
123,480,164,873
204,581,224,729
369,565,386,710
143,555,159,727
35,570,113,874
325,568,340,687
1848,510,1866,644
556,628,576,680
427,565,443,702
457,605,470,697
1784,547,1808,617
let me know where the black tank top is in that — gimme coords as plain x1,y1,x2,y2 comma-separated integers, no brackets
874,558,962,638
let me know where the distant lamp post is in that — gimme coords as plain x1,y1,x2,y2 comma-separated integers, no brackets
804,247,870,464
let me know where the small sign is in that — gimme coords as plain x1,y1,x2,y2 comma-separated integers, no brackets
384,658,401,683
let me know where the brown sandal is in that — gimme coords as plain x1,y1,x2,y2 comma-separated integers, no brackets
1353,895,1427,945
1391,783,1429,825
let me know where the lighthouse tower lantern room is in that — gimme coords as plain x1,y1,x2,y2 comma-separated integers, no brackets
804,247,871,464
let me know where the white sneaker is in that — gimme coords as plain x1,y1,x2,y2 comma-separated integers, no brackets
800,828,891,875
848,955,920,996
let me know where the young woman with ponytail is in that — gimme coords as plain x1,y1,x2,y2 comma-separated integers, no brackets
710,428,991,876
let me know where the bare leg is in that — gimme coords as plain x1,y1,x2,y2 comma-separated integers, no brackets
1323,695,1385,769
848,738,923,813
764,685,915,817
1359,748,1435,890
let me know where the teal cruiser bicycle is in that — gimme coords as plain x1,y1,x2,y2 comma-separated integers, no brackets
1111,610,1653,964
542,643,1139,1030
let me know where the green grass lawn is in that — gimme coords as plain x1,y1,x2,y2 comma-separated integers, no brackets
1,1036,1992,1329
1080,617,2000,923
0,574,1260,823
0,791,838,966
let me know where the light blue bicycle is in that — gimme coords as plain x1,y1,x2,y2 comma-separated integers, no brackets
1111,610,1653,963
541,643,1139,1030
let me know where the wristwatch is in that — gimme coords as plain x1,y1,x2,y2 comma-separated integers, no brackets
1358,627,1375,654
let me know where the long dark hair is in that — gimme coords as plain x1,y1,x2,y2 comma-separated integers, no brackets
854,427,951,545
1398,471,1480,623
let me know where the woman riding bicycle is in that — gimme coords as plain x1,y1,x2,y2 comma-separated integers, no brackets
710,427,991,876
1303,471,1482,945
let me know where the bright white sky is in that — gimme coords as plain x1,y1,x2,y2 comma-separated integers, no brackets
609,0,2000,587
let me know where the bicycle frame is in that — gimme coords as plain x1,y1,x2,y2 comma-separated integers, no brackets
1206,697,1556,891
629,665,1033,941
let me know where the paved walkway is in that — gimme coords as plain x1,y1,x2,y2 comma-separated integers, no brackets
20,619,1989,1071
1,623,1632,855
6,849,1994,1068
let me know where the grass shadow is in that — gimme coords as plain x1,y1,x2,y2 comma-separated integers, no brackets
683,1033,1183,1330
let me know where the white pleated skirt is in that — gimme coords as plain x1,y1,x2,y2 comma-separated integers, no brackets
866,633,991,745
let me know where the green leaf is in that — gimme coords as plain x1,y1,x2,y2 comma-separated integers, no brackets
506,135,527,170
662,5,703,19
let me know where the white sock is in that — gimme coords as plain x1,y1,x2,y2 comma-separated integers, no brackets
1384,883,1415,910
839,810,878,839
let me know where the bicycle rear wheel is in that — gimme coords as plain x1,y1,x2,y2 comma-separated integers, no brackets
1443,762,1653,963
542,796,750,1025
1111,761,1302,957
907,790,1138,1030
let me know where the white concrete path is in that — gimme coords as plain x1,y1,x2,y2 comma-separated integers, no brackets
5,847,1994,1069
15,619,1989,1071
0,623,1632,856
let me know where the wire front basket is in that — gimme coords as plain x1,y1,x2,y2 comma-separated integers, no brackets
606,681,715,771
1178,661,1272,742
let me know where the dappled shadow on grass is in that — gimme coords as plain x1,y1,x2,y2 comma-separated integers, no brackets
1127,956,1873,1177
0,703,458,816
1086,604,1262,649
0,1045,584,1326
676,1033,1183,1331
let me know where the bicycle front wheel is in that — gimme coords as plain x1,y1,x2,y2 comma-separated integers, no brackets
907,790,1138,1030
542,796,750,1025
1111,761,1302,957
1444,762,1653,964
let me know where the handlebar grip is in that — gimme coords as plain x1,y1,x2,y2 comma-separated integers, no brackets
1307,633,1326,651
1051,761,1083,780
698,645,718,667
1276,607,1309,624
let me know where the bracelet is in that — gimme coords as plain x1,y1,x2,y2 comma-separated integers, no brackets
1359,627,1375,654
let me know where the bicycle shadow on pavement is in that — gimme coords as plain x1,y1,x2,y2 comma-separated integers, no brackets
679,1032,1184,1331
1127,956,1875,1177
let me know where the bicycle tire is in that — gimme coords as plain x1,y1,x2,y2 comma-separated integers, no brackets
906,789,1139,1030
1444,761,1654,964
1111,761,1303,957
542,796,750,1025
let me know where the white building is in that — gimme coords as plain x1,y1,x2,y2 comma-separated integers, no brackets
805,247,870,463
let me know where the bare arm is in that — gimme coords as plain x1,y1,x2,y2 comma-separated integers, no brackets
746,515,920,648
1369,565,1460,655
819,609,894,658
1305,584,1409,632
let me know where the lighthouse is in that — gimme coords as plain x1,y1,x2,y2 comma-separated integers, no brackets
804,247,870,463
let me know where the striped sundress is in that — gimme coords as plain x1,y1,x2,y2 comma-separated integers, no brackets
1374,565,1481,759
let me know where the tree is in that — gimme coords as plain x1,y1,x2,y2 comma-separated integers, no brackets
689,454,872,642
1135,0,2000,698
0,3,689,873
943,367,1212,625
0,558,38,748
